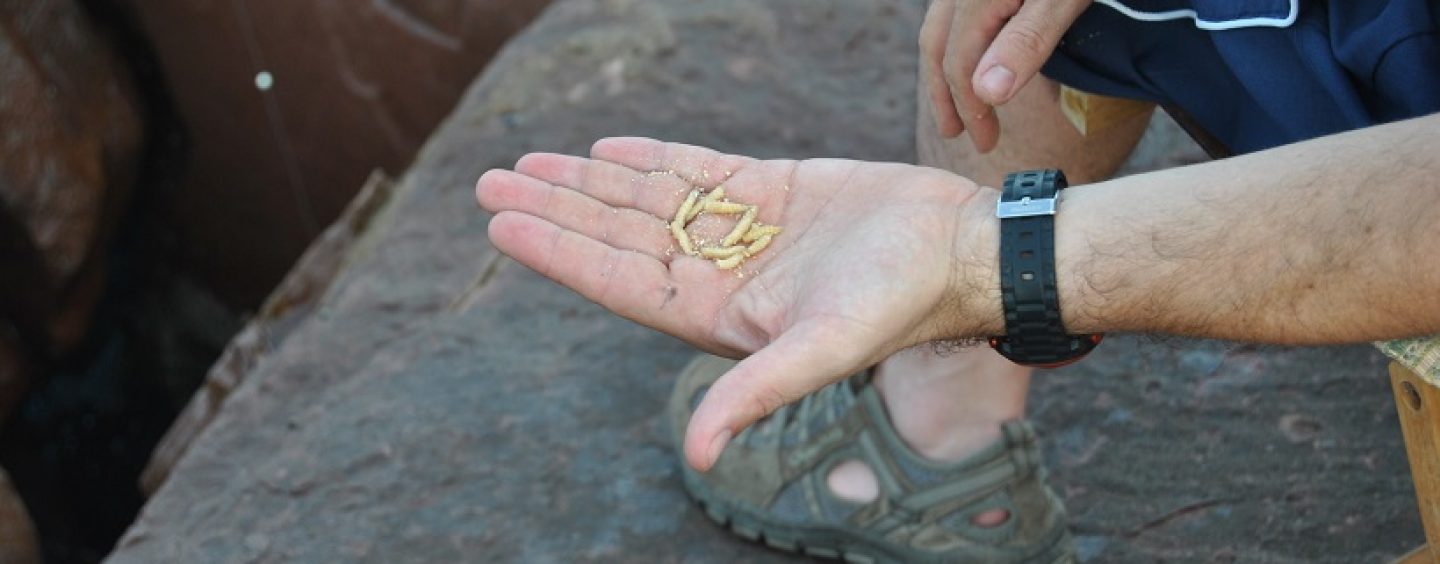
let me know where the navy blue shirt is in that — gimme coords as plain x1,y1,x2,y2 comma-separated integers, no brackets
1042,0,1440,154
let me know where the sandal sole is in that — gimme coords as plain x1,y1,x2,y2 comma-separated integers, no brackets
684,470,1076,564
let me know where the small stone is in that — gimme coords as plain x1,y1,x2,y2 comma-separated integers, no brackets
1278,413,1321,443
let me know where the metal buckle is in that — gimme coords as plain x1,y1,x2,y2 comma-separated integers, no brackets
995,195,1056,219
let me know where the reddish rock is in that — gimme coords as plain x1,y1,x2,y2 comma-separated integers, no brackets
122,0,554,307
0,466,40,564
0,0,142,289
0,0,144,357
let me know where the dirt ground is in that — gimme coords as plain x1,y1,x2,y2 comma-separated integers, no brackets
108,0,1422,561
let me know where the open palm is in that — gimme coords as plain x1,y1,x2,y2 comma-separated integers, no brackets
476,137,996,470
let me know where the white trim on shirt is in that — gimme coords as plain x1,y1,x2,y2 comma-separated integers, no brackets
1093,0,1299,30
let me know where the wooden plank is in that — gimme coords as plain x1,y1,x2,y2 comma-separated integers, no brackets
1058,85,1155,137
1391,361,1440,563
1396,544,1432,564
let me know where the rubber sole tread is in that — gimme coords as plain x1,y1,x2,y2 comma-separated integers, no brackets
692,490,1072,564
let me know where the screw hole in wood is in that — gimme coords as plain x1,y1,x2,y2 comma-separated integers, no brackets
1403,380,1422,411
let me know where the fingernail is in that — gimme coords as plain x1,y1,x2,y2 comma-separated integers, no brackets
706,429,733,468
979,65,1015,102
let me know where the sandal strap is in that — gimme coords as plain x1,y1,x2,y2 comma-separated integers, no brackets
783,380,1045,529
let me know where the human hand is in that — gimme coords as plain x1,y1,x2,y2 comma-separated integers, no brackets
475,138,1000,471
921,0,1091,152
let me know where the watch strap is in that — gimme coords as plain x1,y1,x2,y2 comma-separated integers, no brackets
996,170,1092,365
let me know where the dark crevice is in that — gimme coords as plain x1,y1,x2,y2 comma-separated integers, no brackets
0,2,240,562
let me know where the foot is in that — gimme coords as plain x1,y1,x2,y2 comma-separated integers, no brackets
828,344,1033,522
669,354,1072,563
874,345,1032,461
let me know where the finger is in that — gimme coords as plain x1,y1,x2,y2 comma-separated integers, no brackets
919,0,965,137
590,137,754,190
476,169,677,261
972,0,1088,106
683,320,866,471
943,0,1013,153
514,152,691,219
487,211,685,333
592,137,798,217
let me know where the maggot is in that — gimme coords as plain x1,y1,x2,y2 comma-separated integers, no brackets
722,207,757,247
673,189,700,225
690,187,726,222
742,223,782,243
744,233,773,256
704,201,750,215
700,245,746,259
670,220,696,256
714,254,744,270
704,186,727,204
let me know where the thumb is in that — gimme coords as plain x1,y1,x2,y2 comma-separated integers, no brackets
971,0,1090,106
683,320,866,472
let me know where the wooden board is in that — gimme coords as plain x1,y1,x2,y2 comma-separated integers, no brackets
1397,544,1432,564
1058,85,1155,136
1392,361,1440,563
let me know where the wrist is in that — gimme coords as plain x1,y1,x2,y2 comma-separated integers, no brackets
1051,185,1105,334
986,170,1105,366
937,185,1005,341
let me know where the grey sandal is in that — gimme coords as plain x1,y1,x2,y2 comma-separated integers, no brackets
668,354,1074,563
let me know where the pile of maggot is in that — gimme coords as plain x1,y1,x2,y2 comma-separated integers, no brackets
668,187,782,270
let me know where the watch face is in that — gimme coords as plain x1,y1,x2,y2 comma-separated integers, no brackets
988,334,1103,368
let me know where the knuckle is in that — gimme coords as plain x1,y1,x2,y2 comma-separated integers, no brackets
918,20,939,49
1003,21,1050,58
941,50,958,73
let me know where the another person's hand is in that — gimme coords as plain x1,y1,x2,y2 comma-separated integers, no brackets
921,0,1091,152
476,137,1000,472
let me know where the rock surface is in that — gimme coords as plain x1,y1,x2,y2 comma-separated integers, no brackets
111,0,1422,562
138,171,396,495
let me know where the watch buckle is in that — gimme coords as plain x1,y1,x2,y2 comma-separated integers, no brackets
996,196,1057,219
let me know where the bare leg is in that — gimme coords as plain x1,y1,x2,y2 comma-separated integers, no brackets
828,73,1152,505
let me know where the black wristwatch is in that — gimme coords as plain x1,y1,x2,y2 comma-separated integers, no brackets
987,169,1102,367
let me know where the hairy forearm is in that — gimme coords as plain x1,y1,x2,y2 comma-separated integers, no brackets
1036,112,1440,344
